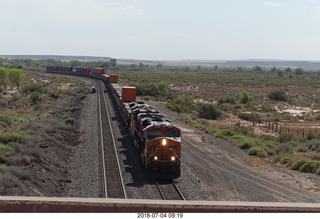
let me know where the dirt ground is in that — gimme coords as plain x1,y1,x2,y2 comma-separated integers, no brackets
0,73,93,196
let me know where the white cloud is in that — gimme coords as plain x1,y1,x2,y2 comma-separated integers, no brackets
263,1,284,7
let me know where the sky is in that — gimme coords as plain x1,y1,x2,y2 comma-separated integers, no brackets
1,0,320,60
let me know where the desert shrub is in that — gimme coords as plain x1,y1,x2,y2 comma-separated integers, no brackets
291,159,308,170
297,145,308,152
136,82,169,98
30,91,42,104
0,144,12,160
220,129,234,137
240,141,254,149
277,142,297,154
198,103,222,120
239,91,252,104
65,116,75,125
268,90,288,102
248,147,267,157
155,82,168,97
280,156,292,165
0,165,5,172
278,132,295,143
167,95,194,113
0,132,25,144
307,140,320,152
218,96,236,105
0,115,15,125
307,132,318,141
233,124,251,136
299,160,320,173
21,83,45,93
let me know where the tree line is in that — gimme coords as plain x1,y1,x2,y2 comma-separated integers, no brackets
0,57,117,71
0,67,26,92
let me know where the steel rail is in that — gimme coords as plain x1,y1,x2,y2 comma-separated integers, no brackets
97,82,108,198
154,178,185,201
153,179,165,200
172,180,186,201
100,81,127,199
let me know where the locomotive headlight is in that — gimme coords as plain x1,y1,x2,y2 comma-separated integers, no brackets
171,156,176,161
154,156,158,161
161,139,167,146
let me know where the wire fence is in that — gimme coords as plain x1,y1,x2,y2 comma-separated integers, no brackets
232,109,320,140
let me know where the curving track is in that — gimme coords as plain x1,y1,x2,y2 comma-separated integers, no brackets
96,81,126,199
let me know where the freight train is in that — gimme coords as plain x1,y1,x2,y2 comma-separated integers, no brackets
46,66,181,179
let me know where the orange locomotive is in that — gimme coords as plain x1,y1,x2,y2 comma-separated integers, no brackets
108,75,181,179
46,66,181,179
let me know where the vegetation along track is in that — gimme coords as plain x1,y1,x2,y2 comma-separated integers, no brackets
97,80,126,199
154,179,186,200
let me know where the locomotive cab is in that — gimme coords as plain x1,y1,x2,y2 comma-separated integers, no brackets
144,124,181,179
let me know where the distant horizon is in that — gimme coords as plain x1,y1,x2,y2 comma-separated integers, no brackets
3,54,320,69
2,54,320,62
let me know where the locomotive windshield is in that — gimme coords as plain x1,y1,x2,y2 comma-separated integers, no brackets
147,130,180,140
166,130,180,138
147,130,163,140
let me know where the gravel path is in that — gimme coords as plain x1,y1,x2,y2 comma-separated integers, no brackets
63,78,100,198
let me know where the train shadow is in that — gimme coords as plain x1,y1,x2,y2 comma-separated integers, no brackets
104,88,151,188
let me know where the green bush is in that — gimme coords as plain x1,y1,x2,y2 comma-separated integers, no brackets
198,103,222,120
299,160,320,173
280,156,292,165
291,159,308,170
65,116,75,125
136,82,168,98
233,125,250,136
307,140,320,152
0,132,25,144
0,165,5,173
240,141,254,149
21,83,45,93
0,144,12,153
268,90,288,102
30,91,42,104
0,115,15,125
167,96,194,113
218,96,236,105
239,91,252,104
278,133,295,143
0,144,12,164
248,147,267,157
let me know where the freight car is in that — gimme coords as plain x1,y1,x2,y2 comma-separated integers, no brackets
46,66,181,179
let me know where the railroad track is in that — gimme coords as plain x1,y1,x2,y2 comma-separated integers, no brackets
97,81,127,199
154,179,186,200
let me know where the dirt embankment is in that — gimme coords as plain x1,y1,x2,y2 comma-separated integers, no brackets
0,73,95,196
